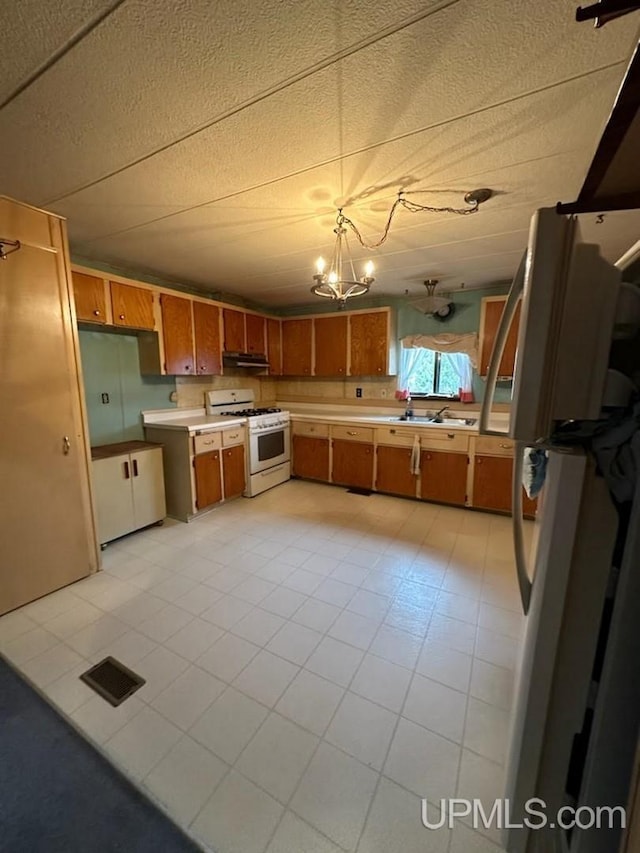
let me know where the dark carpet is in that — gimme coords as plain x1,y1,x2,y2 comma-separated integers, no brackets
0,655,202,852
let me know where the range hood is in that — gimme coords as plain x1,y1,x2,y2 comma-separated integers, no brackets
222,351,270,368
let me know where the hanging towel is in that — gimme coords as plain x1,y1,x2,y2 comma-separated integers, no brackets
410,434,421,476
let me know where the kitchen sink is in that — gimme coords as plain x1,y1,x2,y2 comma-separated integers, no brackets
394,415,477,426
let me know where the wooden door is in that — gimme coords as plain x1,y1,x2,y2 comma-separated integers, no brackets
266,318,282,375
421,451,468,506
193,301,221,375
223,308,246,352
111,282,155,329
314,315,348,376
293,435,330,481
194,450,222,509
473,454,512,512
0,201,97,615
282,318,313,375
350,312,388,375
479,298,521,377
131,448,166,529
376,445,418,497
332,439,374,489
161,293,194,375
246,313,266,354
72,271,106,323
223,444,246,498
92,455,135,544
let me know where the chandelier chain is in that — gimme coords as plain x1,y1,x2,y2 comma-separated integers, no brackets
337,191,480,250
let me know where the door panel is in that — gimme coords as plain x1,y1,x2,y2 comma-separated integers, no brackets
223,444,246,499
245,313,266,354
293,435,330,481
314,315,348,376
0,237,96,614
421,451,467,506
194,450,222,509
111,282,155,329
282,318,312,375
193,301,221,375
266,318,282,375
376,445,417,497
349,312,387,375
332,439,374,489
92,455,135,543
72,271,106,323
223,308,246,352
161,293,194,375
473,454,512,512
131,448,166,529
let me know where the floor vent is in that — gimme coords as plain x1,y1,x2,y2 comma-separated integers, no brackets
347,487,372,496
80,657,146,707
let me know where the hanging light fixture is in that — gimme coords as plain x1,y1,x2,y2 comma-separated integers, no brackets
310,188,492,306
311,210,375,308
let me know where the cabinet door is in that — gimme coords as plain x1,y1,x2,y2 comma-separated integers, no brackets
376,445,417,497
92,455,135,543
282,318,313,375
223,444,246,499
314,315,348,376
246,313,266,354
293,435,330,481
479,298,521,377
131,448,166,530
332,439,374,489
473,454,512,512
194,450,223,509
472,454,538,516
223,308,246,352
111,282,155,330
193,301,221,375
266,318,282,375
421,451,467,506
72,271,106,323
350,312,388,375
161,293,195,375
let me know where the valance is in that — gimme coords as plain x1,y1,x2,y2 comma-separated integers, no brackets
401,332,479,368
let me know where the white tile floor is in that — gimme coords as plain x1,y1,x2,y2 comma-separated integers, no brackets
0,480,528,853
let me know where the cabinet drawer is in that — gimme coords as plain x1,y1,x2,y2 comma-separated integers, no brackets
475,435,514,456
194,432,222,454
331,425,374,443
292,421,330,438
376,427,420,448
222,426,246,447
420,431,469,453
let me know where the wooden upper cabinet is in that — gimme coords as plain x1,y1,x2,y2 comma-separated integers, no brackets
479,297,521,377
266,318,282,375
161,293,194,375
282,318,313,375
349,311,389,376
72,271,106,323
223,308,246,352
193,301,221,375
111,282,155,330
314,315,348,376
245,313,266,354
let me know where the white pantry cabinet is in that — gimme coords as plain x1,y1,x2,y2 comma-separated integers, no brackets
92,441,166,546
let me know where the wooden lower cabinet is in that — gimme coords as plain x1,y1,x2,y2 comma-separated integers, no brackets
332,439,374,489
293,435,330,481
420,450,467,506
376,445,418,497
473,454,537,517
223,444,246,499
194,450,222,509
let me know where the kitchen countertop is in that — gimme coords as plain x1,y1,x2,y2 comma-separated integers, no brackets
142,407,246,433
288,412,479,431
91,440,162,460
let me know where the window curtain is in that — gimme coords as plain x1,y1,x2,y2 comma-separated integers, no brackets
399,346,424,391
442,352,474,402
401,332,478,367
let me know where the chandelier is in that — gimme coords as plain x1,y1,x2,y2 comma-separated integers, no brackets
310,188,492,306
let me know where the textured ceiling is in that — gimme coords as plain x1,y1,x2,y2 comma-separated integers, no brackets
1,0,639,307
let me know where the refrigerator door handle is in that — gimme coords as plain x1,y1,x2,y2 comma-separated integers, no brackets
479,252,526,437
512,441,532,615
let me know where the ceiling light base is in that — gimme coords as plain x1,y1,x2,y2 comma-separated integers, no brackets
464,188,493,206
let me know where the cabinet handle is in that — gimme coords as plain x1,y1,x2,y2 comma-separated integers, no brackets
119,313,125,320
338,367,344,373
477,458,482,464
447,433,455,439
499,443,511,449
124,461,130,479
347,431,358,436
133,459,139,477
62,435,71,455
377,367,382,372
425,453,431,460
200,365,206,372
93,309,101,316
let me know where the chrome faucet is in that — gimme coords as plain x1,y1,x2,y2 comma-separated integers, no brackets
435,405,450,417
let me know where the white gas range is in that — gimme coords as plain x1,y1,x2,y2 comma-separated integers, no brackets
205,390,291,497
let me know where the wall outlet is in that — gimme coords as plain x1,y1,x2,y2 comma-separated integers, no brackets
101,393,109,404
356,387,362,398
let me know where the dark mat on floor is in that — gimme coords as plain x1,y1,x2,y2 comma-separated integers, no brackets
0,655,201,853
